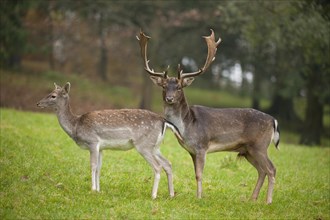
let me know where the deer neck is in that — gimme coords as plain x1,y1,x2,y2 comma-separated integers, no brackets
164,93,192,135
55,100,78,137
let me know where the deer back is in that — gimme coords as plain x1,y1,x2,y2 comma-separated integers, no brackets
73,109,166,150
181,106,275,153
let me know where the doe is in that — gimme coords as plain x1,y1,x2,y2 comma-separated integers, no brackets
137,30,280,204
37,82,182,199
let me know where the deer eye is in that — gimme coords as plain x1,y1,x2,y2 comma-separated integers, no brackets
51,95,57,99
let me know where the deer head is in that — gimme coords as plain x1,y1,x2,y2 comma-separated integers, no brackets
37,82,71,109
137,29,221,104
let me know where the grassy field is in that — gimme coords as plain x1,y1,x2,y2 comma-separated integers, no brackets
0,108,329,219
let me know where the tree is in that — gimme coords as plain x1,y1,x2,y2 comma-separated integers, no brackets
0,0,30,68
216,1,329,145
116,0,219,109
296,1,330,145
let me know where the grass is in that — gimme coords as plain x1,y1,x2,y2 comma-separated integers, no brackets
1,108,329,219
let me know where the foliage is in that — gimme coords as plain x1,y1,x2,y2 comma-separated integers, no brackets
218,0,330,144
0,0,31,67
1,108,329,219
220,1,329,98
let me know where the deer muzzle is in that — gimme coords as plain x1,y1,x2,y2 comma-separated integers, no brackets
165,96,175,104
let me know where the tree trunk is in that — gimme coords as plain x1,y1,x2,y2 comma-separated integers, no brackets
300,71,323,146
48,2,55,70
251,46,264,110
139,72,153,110
98,42,108,81
267,94,301,123
252,69,261,110
97,12,108,81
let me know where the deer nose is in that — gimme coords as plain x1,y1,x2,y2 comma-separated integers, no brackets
37,102,44,108
165,97,174,103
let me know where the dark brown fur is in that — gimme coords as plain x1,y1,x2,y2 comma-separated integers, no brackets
138,30,280,204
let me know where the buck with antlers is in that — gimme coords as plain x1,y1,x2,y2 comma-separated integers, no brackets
37,82,182,199
137,30,280,204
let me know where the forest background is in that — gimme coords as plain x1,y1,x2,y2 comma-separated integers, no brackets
1,0,329,146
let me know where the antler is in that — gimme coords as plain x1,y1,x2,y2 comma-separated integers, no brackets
137,30,168,78
179,29,221,79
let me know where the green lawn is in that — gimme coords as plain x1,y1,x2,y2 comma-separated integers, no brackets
1,108,329,219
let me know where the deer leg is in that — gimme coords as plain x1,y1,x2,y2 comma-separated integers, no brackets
244,153,266,201
265,158,276,204
250,150,276,204
90,149,99,191
191,151,206,199
96,151,103,192
155,150,174,198
257,156,276,204
137,149,162,199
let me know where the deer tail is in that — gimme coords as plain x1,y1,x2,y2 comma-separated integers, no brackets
272,119,280,149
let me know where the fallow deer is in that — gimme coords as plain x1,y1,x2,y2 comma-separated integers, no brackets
137,30,280,204
37,82,182,199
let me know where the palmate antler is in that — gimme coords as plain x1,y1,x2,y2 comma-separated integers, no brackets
179,29,221,79
137,29,221,79
136,30,169,78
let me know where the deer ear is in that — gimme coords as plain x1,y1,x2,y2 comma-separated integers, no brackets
182,77,194,87
149,76,164,87
54,83,61,89
63,82,71,94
